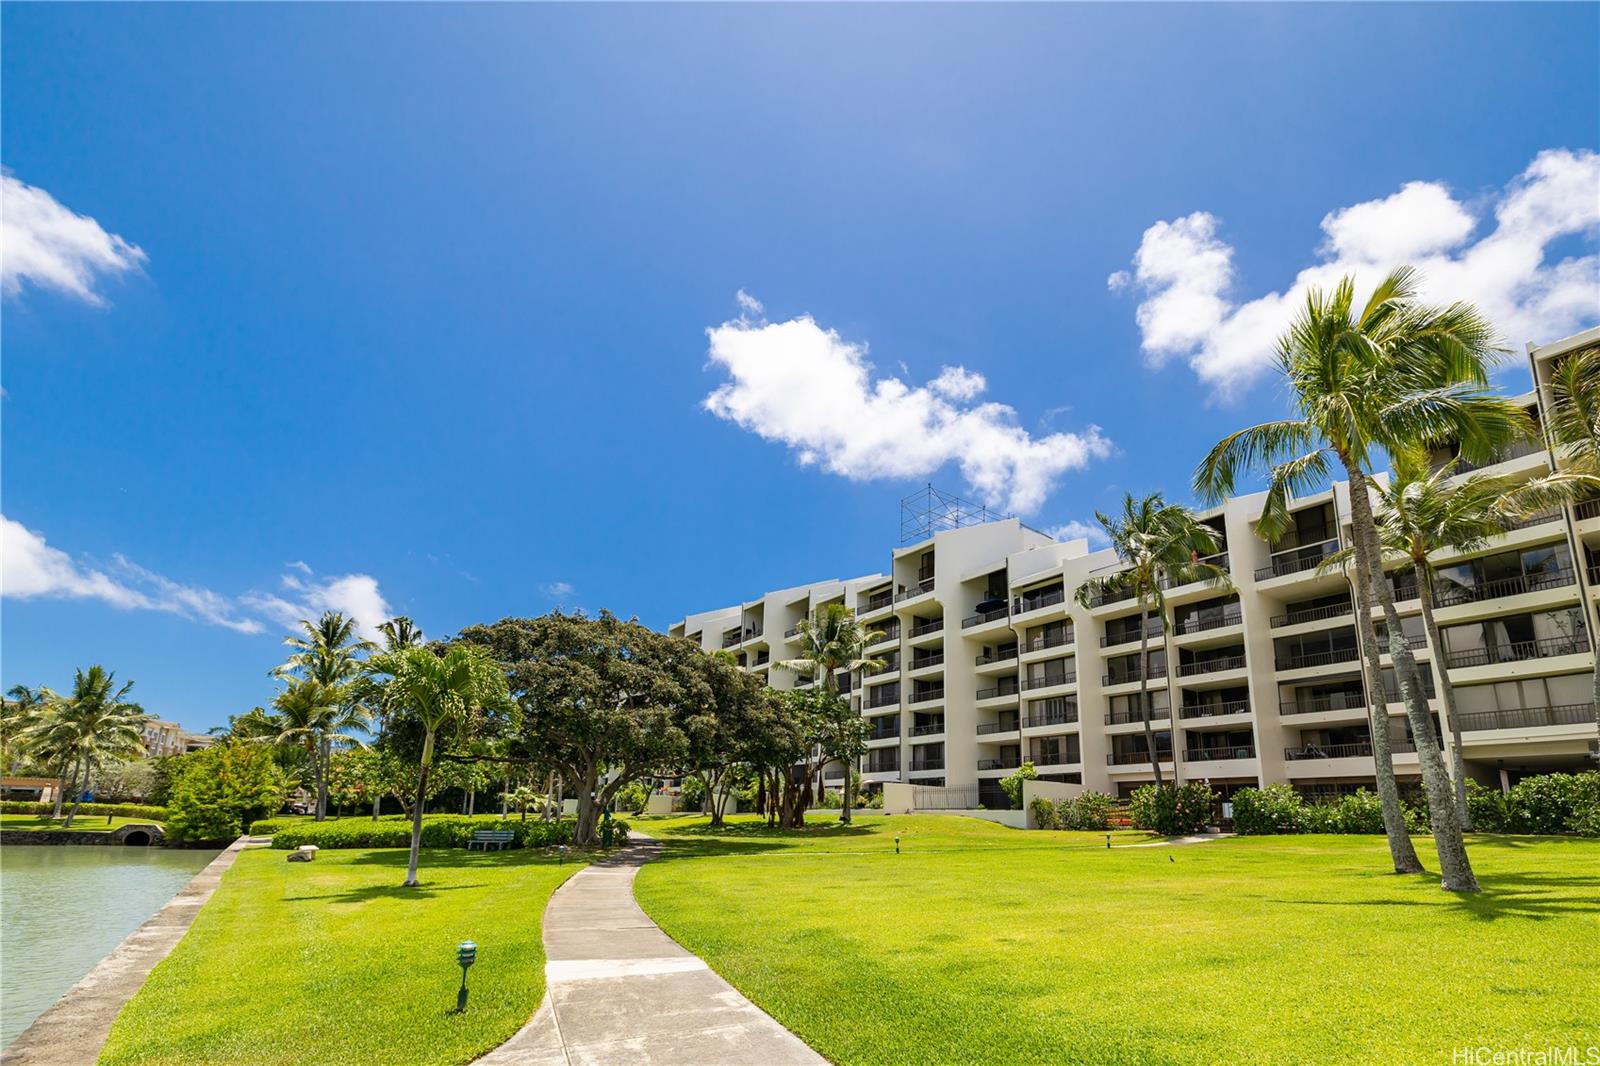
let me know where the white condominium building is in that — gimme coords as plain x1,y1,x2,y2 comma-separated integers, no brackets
671,326,1600,808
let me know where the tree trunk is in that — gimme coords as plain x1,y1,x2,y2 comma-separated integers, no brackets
62,759,89,828
1136,589,1165,788
840,763,854,825
371,795,381,821
1343,455,1478,891
404,730,434,887
1416,561,1471,829
317,736,331,821
1347,559,1424,873
51,760,71,818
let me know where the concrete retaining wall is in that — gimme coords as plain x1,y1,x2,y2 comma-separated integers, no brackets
0,823,166,847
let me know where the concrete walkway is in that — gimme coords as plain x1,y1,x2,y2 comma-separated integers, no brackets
6,836,255,1066
478,836,824,1066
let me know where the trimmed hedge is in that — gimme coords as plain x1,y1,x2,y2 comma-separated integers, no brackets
0,800,167,820
268,814,631,850
1230,775,1600,836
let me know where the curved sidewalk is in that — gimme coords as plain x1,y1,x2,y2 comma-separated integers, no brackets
478,835,824,1066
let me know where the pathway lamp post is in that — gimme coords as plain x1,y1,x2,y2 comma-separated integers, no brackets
455,941,477,1012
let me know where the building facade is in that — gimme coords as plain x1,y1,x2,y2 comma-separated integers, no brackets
671,326,1600,807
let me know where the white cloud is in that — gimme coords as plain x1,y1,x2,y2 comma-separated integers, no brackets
540,581,576,599
1113,148,1600,398
735,289,764,317
702,310,1112,513
242,570,394,644
1,172,146,305
1,515,262,633
1045,519,1110,548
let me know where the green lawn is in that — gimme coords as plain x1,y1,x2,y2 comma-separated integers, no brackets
0,813,163,833
99,847,582,1066
633,815,1600,1065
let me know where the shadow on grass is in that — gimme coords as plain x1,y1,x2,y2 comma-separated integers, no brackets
1269,867,1600,922
283,881,495,903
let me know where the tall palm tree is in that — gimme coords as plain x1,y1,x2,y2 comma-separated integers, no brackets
3,684,50,777
257,679,355,819
778,603,885,824
365,644,512,887
274,612,374,819
22,667,147,828
1504,344,1600,733
1196,267,1530,892
1326,449,1527,827
1074,492,1229,788
377,616,426,651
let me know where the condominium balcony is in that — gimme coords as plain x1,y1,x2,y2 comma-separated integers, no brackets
1030,749,1079,767
1174,605,1242,635
908,684,946,705
1102,663,1167,686
975,683,1020,701
1275,646,1360,671
1254,540,1340,581
1178,699,1250,720
1104,706,1170,726
1107,750,1173,766
1178,653,1247,677
1021,670,1075,691
1270,601,1353,628
864,687,901,709
896,577,936,603
784,625,802,638
1575,498,1600,522
910,721,945,737
1433,568,1577,608
1024,705,1079,728
977,755,1022,771
864,590,895,613
1455,703,1593,731
1284,742,1374,760
1101,623,1163,648
909,758,945,772
908,618,944,638
1088,584,1137,608
720,631,743,649
1024,631,1074,654
1501,509,1564,532
976,717,1020,735
1446,634,1592,670
962,605,1010,628
869,627,901,649
1014,586,1067,615
1184,745,1256,762
975,649,1018,667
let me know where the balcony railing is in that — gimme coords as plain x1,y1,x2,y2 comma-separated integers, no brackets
1502,509,1563,532
1104,706,1170,725
975,649,1018,666
962,605,1009,628
869,627,901,648
909,651,945,670
1108,750,1172,766
1021,671,1075,691
1270,601,1353,628
720,632,743,649
1185,746,1256,761
1030,749,1078,766
1014,587,1067,615
909,618,944,638
977,756,1022,771
1254,540,1340,581
1179,699,1250,719
896,578,936,602
1591,563,1600,586
975,684,1020,701
909,758,945,772
784,626,802,638
910,721,945,737
864,759,900,773
1455,703,1593,732
1178,653,1247,676
1101,624,1163,648
1102,663,1168,686
1089,584,1137,608
1575,498,1600,521
1433,568,1576,608
1276,646,1360,671
1279,695,1366,715
1449,437,1543,475
867,723,900,741
865,591,895,612
976,718,1020,735
1176,606,1242,635
908,685,945,705
1285,742,1373,761
1024,705,1079,728
1445,634,1591,670
1027,632,1074,653
864,687,901,709
1267,522,1338,553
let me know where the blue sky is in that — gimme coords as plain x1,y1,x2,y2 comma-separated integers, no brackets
4,3,1597,733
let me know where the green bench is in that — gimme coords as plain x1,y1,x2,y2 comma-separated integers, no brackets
467,829,515,851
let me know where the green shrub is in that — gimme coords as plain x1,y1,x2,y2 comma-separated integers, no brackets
166,741,288,843
1506,772,1600,835
865,790,884,810
1129,782,1216,836
818,788,843,809
0,800,167,820
1073,791,1116,831
1466,780,1508,832
268,814,632,850
1000,762,1038,808
1331,790,1388,834
1231,784,1304,834
1029,797,1059,830
679,776,707,812
615,782,650,815
1299,802,1339,834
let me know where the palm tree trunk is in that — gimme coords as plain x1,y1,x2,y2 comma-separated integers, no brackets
1347,568,1424,873
404,730,434,887
1416,562,1471,829
1343,455,1478,891
310,740,327,823
317,736,331,821
51,758,74,818
371,795,381,821
62,758,89,828
1135,589,1165,788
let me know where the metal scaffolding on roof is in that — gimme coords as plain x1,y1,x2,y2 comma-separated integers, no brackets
899,484,1012,544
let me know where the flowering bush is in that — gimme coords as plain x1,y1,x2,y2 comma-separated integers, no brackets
1128,782,1216,835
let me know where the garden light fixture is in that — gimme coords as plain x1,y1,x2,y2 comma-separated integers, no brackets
455,941,477,1012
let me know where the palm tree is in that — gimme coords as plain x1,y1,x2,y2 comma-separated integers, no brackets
1196,267,1530,892
274,612,374,819
22,667,147,828
257,679,354,820
365,644,512,887
1074,493,1229,788
377,616,425,651
778,603,885,824
1326,449,1525,827
1503,344,1600,733
3,684,50,777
